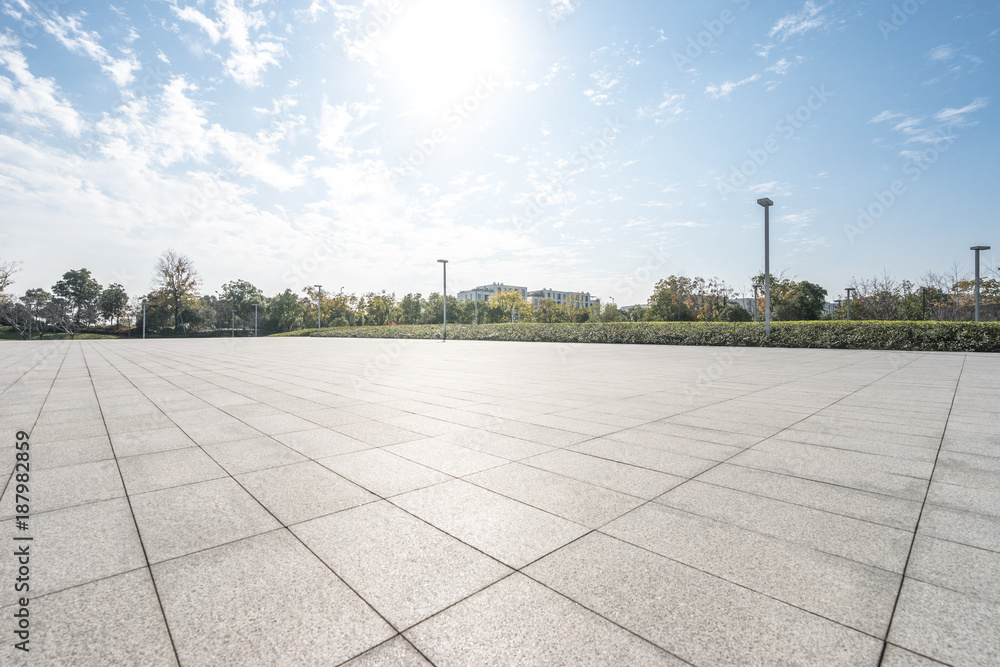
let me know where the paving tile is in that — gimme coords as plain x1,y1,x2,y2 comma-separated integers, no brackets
334,420,425,446
521,448,683,499
606,428,743,461
130,477,281,563
466,463,645,528
111,426,197,458
176,419,263,445
0,459,124,518
697,463,923,531
602,503,900,636
320,448,452,497
342,637,432,666
392,479,588,568
29,419,108,443
236,412,319,435
294,501,511,629
880,645,949,666
887,578,1000,666
524,533,882,666
405,573,683,666
30,434,114,471
907,536,1000,602
201,435,305,474
153,530,395,666
655,481,913,572
273,427,372,459
927,481,1000,518
485,420,592,447
436,429,554,461
0,498,146,597
386,438,508,477
918,505,1000,552
118,446,227,495
237,461,377,525
0,569,177,667
570,437,718,478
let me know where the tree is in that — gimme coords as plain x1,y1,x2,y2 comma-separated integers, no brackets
0,260,21,297
153,250,201,331
264,289,307,333
718,303,753,322
646,276,695,321
98,283,129,328
774,281,827,321
52,268,102,327
489,290,533,323
221,279,265,330
844,272,903,320
399,293,424,325
363,291,399,326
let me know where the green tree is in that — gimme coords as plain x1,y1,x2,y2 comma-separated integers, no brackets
646,276,695,321
221,279,265,331
264,289,307,333
718,303,753,322
52,268,102,327
363,291,399,326
399,293,424,324
774,281,827,321
153,250,201,332
98,283,130,328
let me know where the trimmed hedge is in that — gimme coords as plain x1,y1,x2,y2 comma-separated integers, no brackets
311,321,1000,352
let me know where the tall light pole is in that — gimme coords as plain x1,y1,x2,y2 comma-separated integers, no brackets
752,284,759,322
971,246,991,322
315,285,322,332
438,260,448,341
757,198,773,336
142,299,147,339
231,308,235,337
845,287,856,320
474,289,478,325
254,303,258,337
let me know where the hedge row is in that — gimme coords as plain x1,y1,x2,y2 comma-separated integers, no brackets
308,321,1000,352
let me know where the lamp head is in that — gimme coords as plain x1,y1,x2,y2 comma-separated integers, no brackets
437,259,448,264
757,197,773,207
971,246,991,251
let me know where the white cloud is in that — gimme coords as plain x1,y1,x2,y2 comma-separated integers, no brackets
769,1,828,42
548,0,580,22
766,58,796,75
638,91,684,124
20,7,141,87
705,74,760,100
927,45,955,62
173,1,285,86
936,97,988,123
0,35,83,136
869,110,903,124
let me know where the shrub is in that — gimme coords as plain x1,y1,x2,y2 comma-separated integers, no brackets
311,321,1000,352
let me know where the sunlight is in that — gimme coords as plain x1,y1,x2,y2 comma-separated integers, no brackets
380,0,511,111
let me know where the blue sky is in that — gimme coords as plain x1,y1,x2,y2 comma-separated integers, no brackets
1,0,997,306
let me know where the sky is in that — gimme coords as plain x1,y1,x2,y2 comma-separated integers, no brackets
0,0,998,307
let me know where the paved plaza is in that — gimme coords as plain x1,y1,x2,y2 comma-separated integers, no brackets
1,338,998,666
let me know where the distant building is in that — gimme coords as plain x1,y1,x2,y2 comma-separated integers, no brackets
457,283,527,302
823,301,841,316
526,289,598,308
732,297,756,314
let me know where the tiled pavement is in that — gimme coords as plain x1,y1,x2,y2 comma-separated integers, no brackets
1,338,998,666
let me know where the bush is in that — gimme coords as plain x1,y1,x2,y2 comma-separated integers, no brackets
312,321,1000,352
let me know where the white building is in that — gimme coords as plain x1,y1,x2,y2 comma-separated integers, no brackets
526,289,598,308
457,283,527,302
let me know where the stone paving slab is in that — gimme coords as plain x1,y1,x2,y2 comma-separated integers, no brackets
0,339,998,665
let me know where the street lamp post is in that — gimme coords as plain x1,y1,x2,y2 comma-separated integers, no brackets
845,287,856,320
474,289,478,326
254,303,258,337
971,246,991,322
142,300,147,339
231,309,235,337
752,285,759,323
757,198,773,336
315,285,322,333
437,260,448,341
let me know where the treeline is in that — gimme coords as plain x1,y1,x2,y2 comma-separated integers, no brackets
1,253,997,340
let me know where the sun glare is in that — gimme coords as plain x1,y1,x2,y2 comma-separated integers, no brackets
381,0,511,110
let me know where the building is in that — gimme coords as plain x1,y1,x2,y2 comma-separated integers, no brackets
526,289,598,308
456,283,527,302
